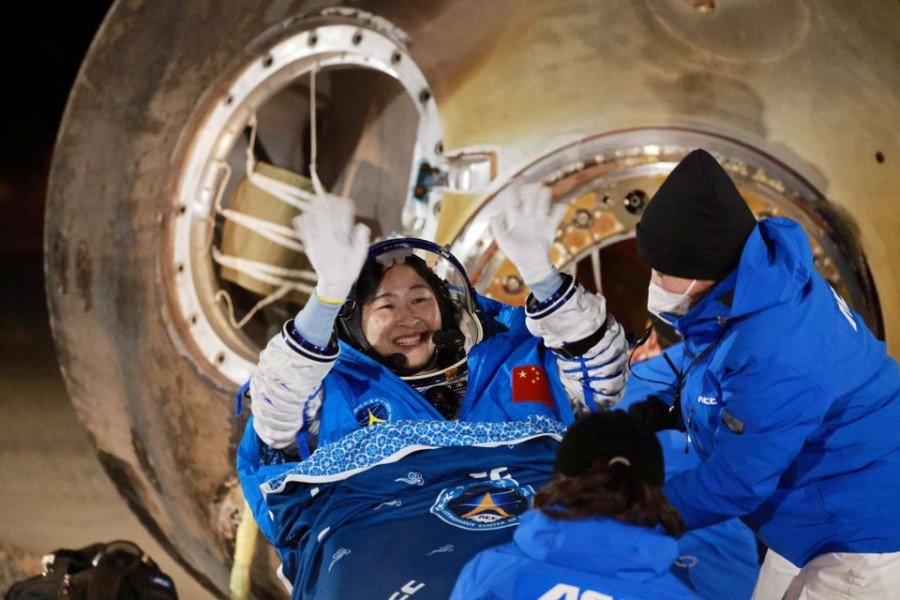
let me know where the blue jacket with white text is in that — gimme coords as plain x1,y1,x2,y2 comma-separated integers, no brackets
660,217,900,567
450,510,701,600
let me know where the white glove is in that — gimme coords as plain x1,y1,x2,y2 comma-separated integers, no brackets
292,193,371,304
488,183,568,285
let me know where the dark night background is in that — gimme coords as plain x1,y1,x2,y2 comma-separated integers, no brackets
0,2,114,256
0,3,208,595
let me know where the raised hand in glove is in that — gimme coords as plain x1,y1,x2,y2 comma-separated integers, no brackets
627,395,682,432
292,193,371,304
489,183,568,285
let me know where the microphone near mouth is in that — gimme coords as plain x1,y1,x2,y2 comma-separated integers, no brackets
384,330,464,373
432,329,464,347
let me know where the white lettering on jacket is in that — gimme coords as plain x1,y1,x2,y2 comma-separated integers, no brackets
538,583,613,600
830,286,858,332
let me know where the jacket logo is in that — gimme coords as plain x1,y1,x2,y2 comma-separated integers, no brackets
354,398,392,427
697,395,718,405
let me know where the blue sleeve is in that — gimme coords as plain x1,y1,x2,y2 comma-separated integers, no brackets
664,358,829,528
658,430,761,599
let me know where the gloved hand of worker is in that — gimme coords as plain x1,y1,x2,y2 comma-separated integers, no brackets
627,395,681,432
292,193,371,304
489,182,568,285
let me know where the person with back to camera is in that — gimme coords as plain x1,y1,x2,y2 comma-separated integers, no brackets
236,182,630,595
450,410,701,600
626,148,900,599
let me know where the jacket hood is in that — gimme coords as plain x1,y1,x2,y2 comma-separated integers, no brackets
513,510,679,580
676,217,814,333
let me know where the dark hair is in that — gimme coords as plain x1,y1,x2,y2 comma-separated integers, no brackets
535,410,685,536
534,461,685,536
353,254,446,314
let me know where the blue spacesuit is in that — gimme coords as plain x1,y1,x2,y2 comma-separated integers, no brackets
238,236,630,596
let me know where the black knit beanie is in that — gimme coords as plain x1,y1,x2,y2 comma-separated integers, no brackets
554,411,664,487
636,149,757,280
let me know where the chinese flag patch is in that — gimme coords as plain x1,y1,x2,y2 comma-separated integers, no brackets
511,365,554,408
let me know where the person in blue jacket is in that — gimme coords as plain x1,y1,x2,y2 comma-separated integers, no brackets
237,184,630,593
628,148,900,598
450,410,700,600
623,341,762,599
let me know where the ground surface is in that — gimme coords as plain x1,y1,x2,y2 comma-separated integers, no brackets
0,252,211,598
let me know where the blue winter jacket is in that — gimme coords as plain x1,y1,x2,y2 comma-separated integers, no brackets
450,510,700,599
660,217,900,567
621,363,761,599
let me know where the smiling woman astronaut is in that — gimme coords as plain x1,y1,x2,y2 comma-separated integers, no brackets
236,186,630,597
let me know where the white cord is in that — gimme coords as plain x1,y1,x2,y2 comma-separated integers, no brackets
210,66,336,330
309,63,326,196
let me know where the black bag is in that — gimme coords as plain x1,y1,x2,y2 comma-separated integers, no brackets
5,540,178,600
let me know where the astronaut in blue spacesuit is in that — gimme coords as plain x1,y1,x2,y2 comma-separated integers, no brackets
237,184,630,597
245,183,628,449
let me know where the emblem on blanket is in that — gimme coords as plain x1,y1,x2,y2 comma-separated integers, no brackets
355,399,392,427
430,478,534,530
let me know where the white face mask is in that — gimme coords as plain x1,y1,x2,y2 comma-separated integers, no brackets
647,279,698,324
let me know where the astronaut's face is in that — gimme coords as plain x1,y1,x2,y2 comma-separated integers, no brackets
362,264,441,370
